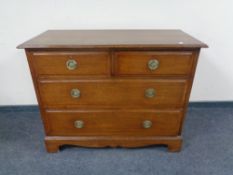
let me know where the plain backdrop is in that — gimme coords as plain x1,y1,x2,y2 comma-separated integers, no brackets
0,0,233,105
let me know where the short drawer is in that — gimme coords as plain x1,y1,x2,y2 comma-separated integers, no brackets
45,110,182,136
30,51,110,76
38,79,188,109
114,51,194,76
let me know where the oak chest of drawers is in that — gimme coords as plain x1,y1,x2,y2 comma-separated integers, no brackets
17,30,207,153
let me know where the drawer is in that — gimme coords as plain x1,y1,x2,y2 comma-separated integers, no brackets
45,110,182,136
30,52,110,76
39,79,188,108
114,51,194,76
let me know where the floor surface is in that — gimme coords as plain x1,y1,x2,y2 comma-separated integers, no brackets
0,106,232,175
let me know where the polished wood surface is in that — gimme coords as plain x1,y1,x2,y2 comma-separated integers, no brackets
45,110,182,136
114,51,194,76
18,30,207,153
45,136,182,153
38,79,188,108
17,30,208,49
31,51,110,76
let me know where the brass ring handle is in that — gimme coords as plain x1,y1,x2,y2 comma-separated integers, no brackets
66,59,77,70
145,88,156,98
148,59,159,70
70,89,81,98
74,120,84,129
143,120,152,129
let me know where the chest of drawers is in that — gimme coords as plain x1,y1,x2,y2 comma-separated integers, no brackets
17,30,207,153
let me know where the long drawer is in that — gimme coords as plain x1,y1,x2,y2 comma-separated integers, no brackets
38,79,188,108
30,51,110,76
45,110,182,136
114,51,194,76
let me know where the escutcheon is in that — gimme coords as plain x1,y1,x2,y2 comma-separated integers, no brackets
70,89,81,98
145,88,156,98
143,120,153,129
148,59,159,70
74,120,84,129
66,59,77,70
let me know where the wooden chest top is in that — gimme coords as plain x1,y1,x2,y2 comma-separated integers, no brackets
17,30,207,49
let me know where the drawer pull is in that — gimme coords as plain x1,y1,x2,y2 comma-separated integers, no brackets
143,120,152,129
148,59,159,70
74,120,84,128
145,88,156,98
71,89,81,98
66,59,77,70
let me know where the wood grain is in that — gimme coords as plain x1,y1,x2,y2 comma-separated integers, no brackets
38,79,188,109
17,30,208,49
44,110,182,136
45,136,182,153
31,51,110,76
114,51,194,76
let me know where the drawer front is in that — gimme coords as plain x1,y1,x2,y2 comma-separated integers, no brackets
114,51,193,76
31,52,110,76
39,79,188,108
45,110,182,136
